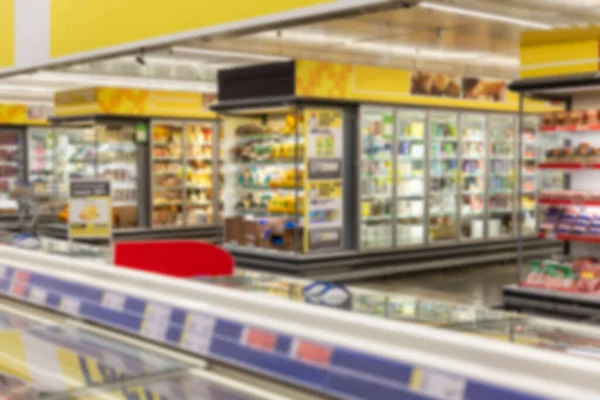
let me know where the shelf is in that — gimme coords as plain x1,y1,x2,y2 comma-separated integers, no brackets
0,144,17,149
397,136,424,141
187,200,211,206
186,184,212,190
152,141,178,146
153,201,183,207
154,185,183,191
539,198,600,207
538,162,600,170
362,193,392,200
153,157,183,162
539,232,600,243
236,209,301,218
462,190,484,195
153,171,181,176
236,133,281,141
490,208,513,213
235,160,298,166
69,159,96,164
113,201,138,207
431,137,458,142
362,215,392,222
238,185,300,192
490,189,514,194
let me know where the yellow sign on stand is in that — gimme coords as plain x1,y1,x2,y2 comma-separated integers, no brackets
68,180,112,240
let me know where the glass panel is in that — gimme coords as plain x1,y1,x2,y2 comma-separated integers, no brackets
429,111,459,242
459,114,486,240
360,108,394,249
28,127,54,198
97,122,138,229
488,114,516,237
184,122,215,226
0,128,23,213
55,126,97,200
223,108,303,253
396,109,426,246
521,116,539,235
152,122,184,227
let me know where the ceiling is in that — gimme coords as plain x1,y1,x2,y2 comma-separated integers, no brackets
2,0,600,105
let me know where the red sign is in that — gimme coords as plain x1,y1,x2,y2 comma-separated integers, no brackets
293,339,332,366
243,327,277,352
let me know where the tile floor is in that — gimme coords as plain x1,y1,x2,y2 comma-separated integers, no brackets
353,262,521,308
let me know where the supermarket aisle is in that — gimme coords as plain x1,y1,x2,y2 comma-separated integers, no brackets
354,263,518,308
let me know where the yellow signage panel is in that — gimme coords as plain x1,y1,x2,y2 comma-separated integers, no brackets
0,103,52,126
296,60,558,112
55,87,217,119
0,0,15,67
50,0,337,57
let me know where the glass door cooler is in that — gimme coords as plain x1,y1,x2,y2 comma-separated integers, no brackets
520,116,539,235
0,127,25,214
429,111,459,243
396,109,426,246
360,108,394,249
488,114,517,238
151,121,184,227
459,114,486,240
27,127,55,198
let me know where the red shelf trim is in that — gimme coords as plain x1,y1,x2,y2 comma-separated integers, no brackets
538,162,600,170
539,123,600,133
539,232,600,243
539,198,600,206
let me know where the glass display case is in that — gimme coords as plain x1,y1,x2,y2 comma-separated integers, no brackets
360,108,394,249
222,107,304,253
0,127,25,214
488,114,517,238
151,121,184,227
520,116,539,235
429,111,459,242
359,107,540,249
396,109,426,246
55,121,139,229
151,120,219,228
27,127,55,198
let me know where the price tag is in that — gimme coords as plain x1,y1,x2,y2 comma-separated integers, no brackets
0,265,7,279
180,313,215,355
10,270,30,297
290,339,332,367
413,368,466,400
102,292,126,312
141,303,172,341
242,327,277,352
60,297,81,316
29,287,47,305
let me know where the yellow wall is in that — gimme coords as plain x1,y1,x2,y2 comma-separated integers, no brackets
50,0,335,57
0,0,15,67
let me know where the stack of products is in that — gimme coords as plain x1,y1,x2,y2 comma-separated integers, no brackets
544,143,600,163
523,258,600,294
542,109,600,128
539,206,600,236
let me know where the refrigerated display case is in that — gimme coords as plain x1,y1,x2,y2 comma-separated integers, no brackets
520,116,540,235
0,127,25,214
356,107,542,250
151,120,219,227
360,108,394,249
459,113,486,239
488,114,517,238
429,111,459,242
222,107,304,253
27,127,55,198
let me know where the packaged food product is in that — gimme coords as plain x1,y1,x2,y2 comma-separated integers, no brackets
578,264,600,292
588,215,600,235
555,207,578,233
572,211,592,234
540,206,563,233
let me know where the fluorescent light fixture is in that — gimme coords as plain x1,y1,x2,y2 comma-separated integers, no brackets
27,71,217,93
418,1,553,30
171,46,291,62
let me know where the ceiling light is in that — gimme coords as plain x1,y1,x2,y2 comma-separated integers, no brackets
26,71,217,93
418,1,553,30
171,46,291,62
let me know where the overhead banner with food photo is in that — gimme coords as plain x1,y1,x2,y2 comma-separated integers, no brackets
410,71,508,103
68,179,112,239
303,108,344,252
